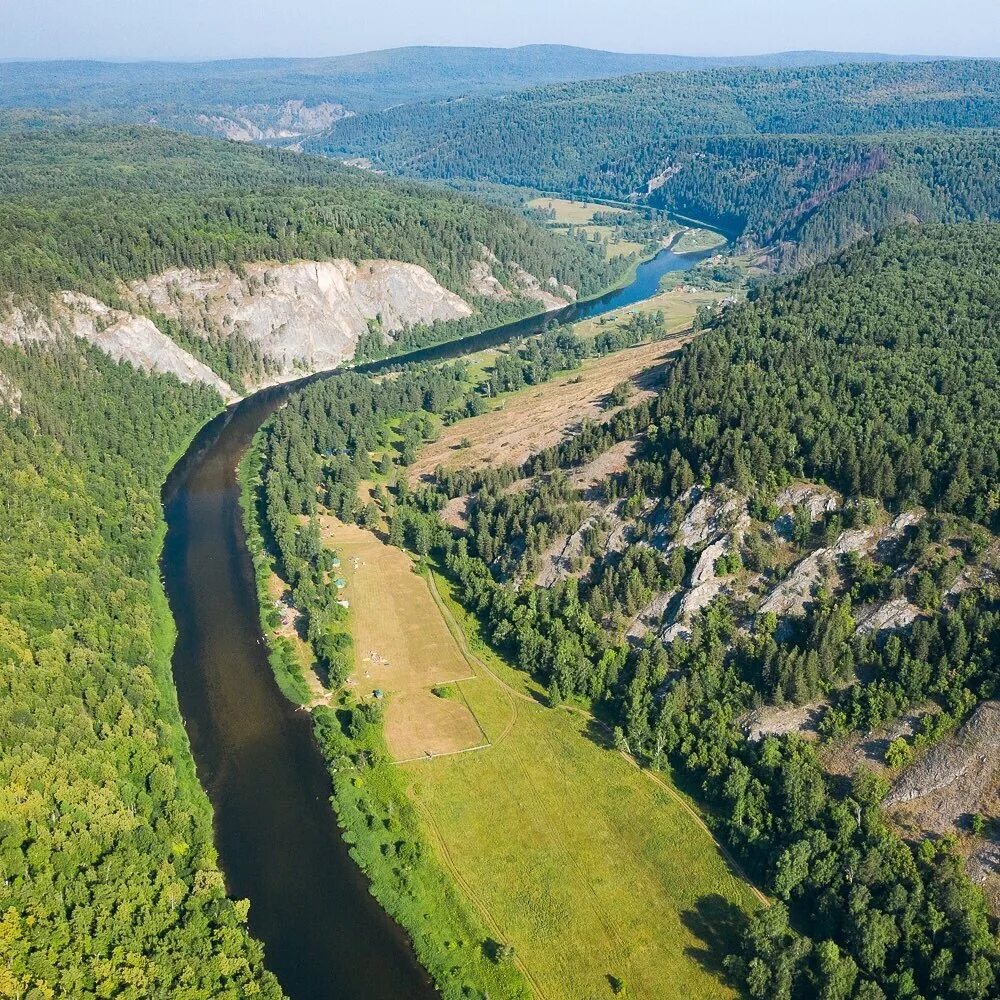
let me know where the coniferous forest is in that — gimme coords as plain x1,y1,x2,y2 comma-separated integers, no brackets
2,38,1000,1000
254,223,1000,1000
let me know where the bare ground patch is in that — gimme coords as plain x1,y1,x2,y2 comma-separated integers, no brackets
883,702,1000,912
265,571,330,705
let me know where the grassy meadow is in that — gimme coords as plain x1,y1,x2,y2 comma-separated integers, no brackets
385,567,763,1000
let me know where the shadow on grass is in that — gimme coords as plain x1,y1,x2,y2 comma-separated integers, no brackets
681,893,749,982
583,715,615,750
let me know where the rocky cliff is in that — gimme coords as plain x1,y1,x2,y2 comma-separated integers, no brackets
1,294,237,401
1,257,486,397
131,259,474,377
0,370,21,416
192,100,353,142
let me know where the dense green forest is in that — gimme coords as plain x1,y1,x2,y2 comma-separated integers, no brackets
314,60,1000,264
0,126,619,308
0,47,932,136
0,343,282,997
316,59,1000,177
253,223,1000,1000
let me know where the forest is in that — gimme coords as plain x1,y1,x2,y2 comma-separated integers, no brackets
0,48,931,136
314,60,1000,265
0,126,620,307
253,222,1000,1000
0,342,282,997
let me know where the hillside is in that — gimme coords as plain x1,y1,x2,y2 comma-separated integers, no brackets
0,126,621,390
0,339,284,997
252,223,1000,999
0,119,648,997
313,60,1000,265
0,46,934,141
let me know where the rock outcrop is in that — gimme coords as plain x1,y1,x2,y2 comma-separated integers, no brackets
886,701,1000,813
132,259,474,378
194,101,353,142
1,295,236,400
471,247,576,310
0,371,21,416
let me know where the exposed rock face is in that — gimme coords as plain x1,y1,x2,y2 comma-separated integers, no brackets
195,101,353,142
760,512,921,619
472,246,575,310
773,483,840,539
0,371,21,416
0,295,236,400
745,701,827,742
856,597,921,635
672,487,744,550
886,701,1000,813
132,260,474,378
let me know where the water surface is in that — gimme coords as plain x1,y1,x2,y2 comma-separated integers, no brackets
161,242,712,999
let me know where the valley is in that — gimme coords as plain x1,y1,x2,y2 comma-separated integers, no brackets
1,34,999,1000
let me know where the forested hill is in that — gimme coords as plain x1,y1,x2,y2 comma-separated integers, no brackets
0,126,618,305
0,46,931,139
312,59,1000,265
253,221,1000,1000
0,339,284,996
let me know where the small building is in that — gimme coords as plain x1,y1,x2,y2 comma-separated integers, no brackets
373,689,384,700
331,557,341,568
337,599,350,609
334,578,347,589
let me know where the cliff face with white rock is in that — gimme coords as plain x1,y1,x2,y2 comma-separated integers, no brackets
0,294,237,401
0,255,502,398
131,259,474,377
1,248,576,396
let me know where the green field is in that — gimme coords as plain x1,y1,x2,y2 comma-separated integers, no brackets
397,569,762,1000
672,228,728,254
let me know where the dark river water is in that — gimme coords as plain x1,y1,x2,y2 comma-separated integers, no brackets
160,243,712,1000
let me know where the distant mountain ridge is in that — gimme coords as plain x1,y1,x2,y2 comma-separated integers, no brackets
309,58,1000,267
0,44,938,141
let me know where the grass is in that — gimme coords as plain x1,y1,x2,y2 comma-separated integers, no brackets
317,517,487,761
408,338,688,482
313,700,534,1000
672,229,728,254
571,286,727,342
527,196,614,224
528,197,656,262
389,567,763,1000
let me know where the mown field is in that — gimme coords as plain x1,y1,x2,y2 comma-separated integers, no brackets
389,569,762,1000
317,516,487,761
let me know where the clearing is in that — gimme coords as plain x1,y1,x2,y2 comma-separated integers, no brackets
317,516,488,761
672,229,728,254
527,197,616,225
409,336,689,482
398,569,761,999
571,285,726,341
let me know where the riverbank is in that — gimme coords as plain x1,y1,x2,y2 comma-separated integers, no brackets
162,238,723,999
240,437,533,1000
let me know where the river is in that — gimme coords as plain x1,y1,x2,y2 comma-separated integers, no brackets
160,242,713,1000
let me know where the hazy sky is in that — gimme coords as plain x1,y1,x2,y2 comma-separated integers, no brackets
3,0,999,62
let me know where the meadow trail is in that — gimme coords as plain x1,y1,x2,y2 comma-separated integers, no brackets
427,569,769,908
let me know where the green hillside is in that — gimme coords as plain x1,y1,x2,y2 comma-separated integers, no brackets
0,125,619,306
255,222,1000,1000
0,341,284,998
0,46,934,135
313,60,1000,264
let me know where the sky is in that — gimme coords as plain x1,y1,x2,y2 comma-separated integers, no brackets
2,0,999,62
